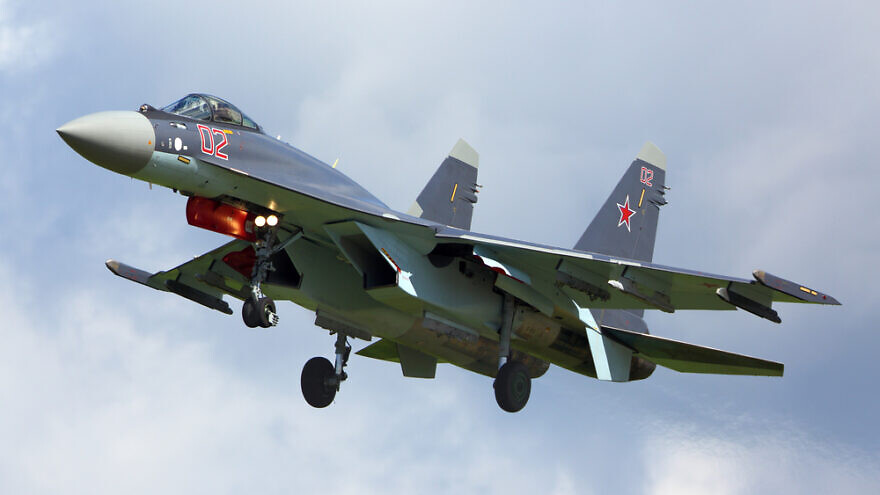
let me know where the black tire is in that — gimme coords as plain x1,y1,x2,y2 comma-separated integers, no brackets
242,298,260,328
493,361,531,413
301,357,337,408
257,297,276,328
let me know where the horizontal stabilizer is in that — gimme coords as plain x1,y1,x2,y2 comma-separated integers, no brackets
603,326,783,376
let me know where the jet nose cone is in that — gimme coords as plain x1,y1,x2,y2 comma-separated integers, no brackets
57,111,155,176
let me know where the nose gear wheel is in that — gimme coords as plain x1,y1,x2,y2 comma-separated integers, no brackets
242,297,260,328
256,297,276,328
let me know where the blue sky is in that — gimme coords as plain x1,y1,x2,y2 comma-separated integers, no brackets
1,1,878,493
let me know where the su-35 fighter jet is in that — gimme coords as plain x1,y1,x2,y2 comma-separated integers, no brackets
57,94,839,412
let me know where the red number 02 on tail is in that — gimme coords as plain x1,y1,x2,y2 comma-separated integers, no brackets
640,166,653,187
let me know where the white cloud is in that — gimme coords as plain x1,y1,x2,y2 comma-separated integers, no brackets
642,425,880,495
5,1,880,492
0,0,56,73
0,259,587,494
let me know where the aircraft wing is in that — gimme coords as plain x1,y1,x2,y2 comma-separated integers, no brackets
105,239,256,314
435,227,840,322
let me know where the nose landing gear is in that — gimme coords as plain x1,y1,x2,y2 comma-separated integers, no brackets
240,221,293,329
242,296,277,328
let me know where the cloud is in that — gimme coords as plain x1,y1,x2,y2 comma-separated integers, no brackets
0,0,56,74
0,259,588,494
4,1,880,493
641,424,880,495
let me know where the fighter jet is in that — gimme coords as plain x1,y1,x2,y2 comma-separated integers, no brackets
57,94,840,412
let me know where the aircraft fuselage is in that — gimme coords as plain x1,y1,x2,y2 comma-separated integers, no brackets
57,102,636,382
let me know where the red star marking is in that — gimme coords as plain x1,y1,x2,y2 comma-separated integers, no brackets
617,195,636,232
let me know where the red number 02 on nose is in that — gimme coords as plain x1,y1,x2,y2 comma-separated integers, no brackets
197,124,230,160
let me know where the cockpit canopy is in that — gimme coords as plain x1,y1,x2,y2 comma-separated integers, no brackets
161,94,261,131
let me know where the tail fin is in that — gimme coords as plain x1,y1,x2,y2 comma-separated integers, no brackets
407,139,479,230
574,142,667,262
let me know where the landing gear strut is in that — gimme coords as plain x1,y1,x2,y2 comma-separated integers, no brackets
241,221,282,329
494,294,531,412
302,332,351,408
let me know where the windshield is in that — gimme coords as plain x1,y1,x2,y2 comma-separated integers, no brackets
161,95,211,121
162,94,261,130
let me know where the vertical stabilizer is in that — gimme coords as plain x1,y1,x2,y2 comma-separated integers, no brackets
574,142,667,262
407,139,479,230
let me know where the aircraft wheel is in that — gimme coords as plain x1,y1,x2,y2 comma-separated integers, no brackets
494,361,531,413
242,298,261,328
301,357,337,408
257,297,276,328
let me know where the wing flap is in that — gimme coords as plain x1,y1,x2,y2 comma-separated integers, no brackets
603,326,784,376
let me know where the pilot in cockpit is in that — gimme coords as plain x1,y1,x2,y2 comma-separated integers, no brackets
161,94,261,131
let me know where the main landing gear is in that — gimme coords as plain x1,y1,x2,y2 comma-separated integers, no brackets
301,332,351,408
494,294,531,412
494,361,531,413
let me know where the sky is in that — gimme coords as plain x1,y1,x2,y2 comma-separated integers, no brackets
1,1,878,493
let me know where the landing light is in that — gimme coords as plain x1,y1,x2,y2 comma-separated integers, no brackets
267,214,279,227
254,215,267,227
